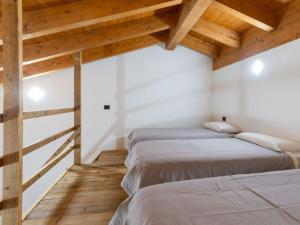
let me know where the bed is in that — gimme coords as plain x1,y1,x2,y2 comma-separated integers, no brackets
122,138,297,194
110,169,300,225
128,128,234,150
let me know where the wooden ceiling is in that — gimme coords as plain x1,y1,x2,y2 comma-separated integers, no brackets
1,0,299,80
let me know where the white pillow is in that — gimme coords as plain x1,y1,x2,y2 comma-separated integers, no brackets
235,132,300,153
204,122,240,134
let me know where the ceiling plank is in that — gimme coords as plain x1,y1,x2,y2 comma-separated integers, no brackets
166,0,212,50
192,18,240,47
0,14,176,68
213,0,300,70
0,33,166,82
0,0,182,43
181,34,218,58
213,0,277,31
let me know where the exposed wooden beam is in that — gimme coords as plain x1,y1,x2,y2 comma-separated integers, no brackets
166,0,212,50
0,0,182,44
213,0,277,31
0,33,166,82
74,52,82,165
192,18,240,48
0,13,175,67
2,0,23,224
213,0,300,70
181,34,218,58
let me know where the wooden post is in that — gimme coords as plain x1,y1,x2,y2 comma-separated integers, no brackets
74,52,82,165
2,0,23,224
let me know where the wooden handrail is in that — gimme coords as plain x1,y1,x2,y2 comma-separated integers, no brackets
44,131,79,165
0,108,75,123
23,146,76,191
23,127,77,156
23,107,74,120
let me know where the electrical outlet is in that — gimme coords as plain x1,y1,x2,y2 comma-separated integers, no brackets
222,116,227,122
104,105,110,110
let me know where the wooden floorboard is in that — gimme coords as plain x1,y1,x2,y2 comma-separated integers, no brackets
23,150,128,225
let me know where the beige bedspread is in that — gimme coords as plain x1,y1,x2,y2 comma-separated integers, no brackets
110,169,300,225
122,138,294,194
128,128,234,150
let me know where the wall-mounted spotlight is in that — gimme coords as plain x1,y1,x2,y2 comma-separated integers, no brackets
251,59,264,76
28,86,45,102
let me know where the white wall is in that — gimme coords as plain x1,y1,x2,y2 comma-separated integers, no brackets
82,45,213,162
0,44,213,215
213,39,300,142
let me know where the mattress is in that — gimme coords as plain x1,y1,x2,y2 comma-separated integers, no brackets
128,128,234,150
122,138,295,194
110,169,300,225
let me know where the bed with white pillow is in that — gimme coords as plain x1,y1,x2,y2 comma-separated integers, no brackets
127,122,239,151
122,133,300,195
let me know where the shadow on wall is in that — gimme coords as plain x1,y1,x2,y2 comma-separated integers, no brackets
83,115,207,162
83,54,210,160
228,66,300,142
83,57,126,161
115,56,126,150
125,61,203,95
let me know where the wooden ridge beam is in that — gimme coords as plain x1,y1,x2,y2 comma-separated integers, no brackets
0,0,182,44
181,34,218,58
167,0,212,50
213,0,300,70
0,33,166,82
213,0,277,31
192,18,240,48
0,13,175,67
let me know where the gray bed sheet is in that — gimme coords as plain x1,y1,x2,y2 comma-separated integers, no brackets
128,128,234,150
110,169,300,225
122,138,294,195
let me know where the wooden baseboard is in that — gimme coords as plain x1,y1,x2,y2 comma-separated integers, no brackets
93,149,127,163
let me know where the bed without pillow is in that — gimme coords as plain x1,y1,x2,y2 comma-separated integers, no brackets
110,169,300,225
122,138,297,195
127,127,234,151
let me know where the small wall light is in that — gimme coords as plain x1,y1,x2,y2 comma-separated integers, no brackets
28,86,45,102
251,59,264,76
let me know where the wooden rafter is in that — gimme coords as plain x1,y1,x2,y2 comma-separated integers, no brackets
214,0,300,70
0,0,182,44
0,13,175,68
192,18,240,48
181,34,218,58
0,33,166,82
213,0,277,31
166,0,212,50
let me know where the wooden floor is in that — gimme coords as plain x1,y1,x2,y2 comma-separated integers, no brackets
23,150,128,225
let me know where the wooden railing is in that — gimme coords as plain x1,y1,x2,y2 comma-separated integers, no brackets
0,51,82,223
2,0,83,222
